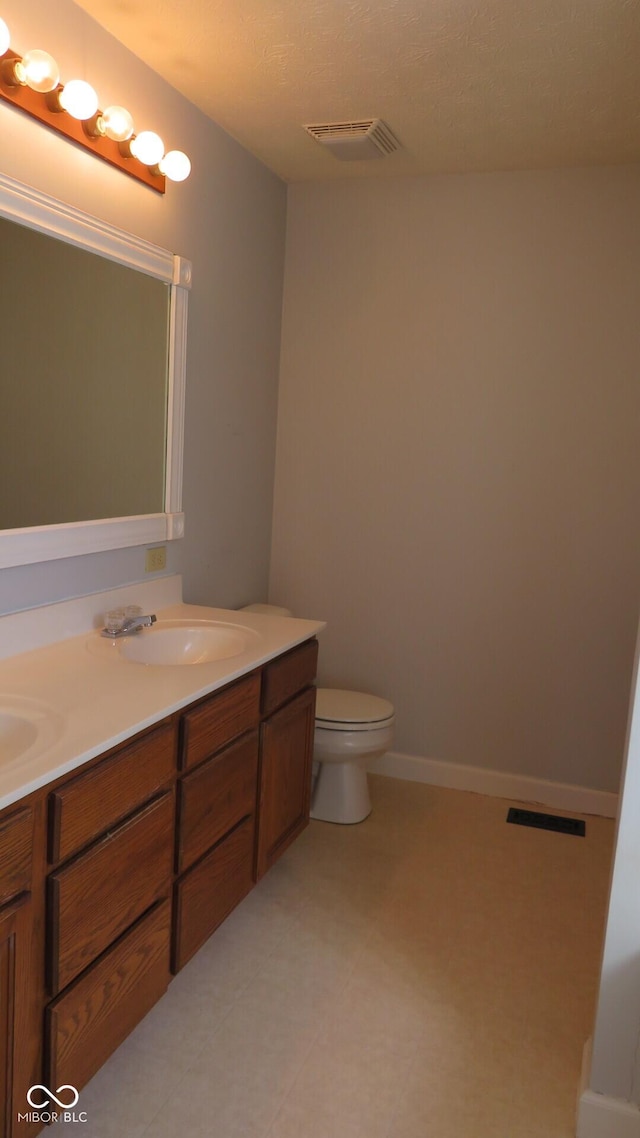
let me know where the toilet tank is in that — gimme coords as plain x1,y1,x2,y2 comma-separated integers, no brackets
240,603,293,618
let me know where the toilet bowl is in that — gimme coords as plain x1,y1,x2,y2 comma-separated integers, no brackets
312,689,395,824
240,604,395,824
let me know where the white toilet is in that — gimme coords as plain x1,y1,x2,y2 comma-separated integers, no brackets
312,688,395,824
241,604,395,825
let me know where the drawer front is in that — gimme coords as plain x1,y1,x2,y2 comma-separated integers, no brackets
261,639,318,717
46,899,171,1094
48,791,174,994
173,815,254,972
49,720,176,865
0,805,33,907
178,731,259,873
180,673,260,771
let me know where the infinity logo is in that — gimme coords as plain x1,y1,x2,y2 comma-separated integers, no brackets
27,1085,79,1109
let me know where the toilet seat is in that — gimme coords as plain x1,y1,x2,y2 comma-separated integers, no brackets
315,688,395,732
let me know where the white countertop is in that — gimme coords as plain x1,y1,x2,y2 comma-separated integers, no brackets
0,582,325,811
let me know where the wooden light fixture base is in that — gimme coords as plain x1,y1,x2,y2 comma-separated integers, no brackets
0,50,166,194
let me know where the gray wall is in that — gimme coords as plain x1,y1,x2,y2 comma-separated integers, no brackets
0,0,286,613
270,168,640,792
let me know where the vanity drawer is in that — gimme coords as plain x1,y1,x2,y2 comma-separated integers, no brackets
0,805,33,907
180,673,261,771
173,815,254,972
177,730,259,873
49,720,176,865
261,639,318,716
46,899,171,1094
48,791,174,994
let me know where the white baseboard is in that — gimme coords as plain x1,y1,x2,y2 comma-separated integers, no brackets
577,1091,640,1138
369,751,618,818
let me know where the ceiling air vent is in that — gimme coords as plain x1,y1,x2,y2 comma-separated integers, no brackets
304,119,400,161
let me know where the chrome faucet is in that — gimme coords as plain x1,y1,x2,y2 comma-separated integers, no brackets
101,612,157,638
121,613,157,634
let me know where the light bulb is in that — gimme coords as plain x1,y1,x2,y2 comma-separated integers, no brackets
58,79,99,120
159,150,191,182
129,130,164,166
0,18,10,56
20,49,59,92
99,105,134,142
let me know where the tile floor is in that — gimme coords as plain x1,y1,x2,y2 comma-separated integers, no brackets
53,775,614,1138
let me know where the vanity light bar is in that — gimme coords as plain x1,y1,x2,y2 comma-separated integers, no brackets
0,19,191,193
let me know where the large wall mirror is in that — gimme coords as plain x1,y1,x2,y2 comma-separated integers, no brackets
0,173,191,569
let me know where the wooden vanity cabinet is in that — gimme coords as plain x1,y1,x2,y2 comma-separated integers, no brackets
48,720,175,866
179,673,260,772
173,644,319,967
255,641,318,880
0,635,319,1134
46,900,172,1095
48,791,174,994
176,731,259,873
44,720,177,1097
173,815,255,971
255,687,316,880
0,801,41,1138
0,808,32,908
260,639,318,718
0,895,30,1138
172,676,262,971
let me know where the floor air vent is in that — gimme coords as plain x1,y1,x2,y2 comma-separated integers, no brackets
507,807,585,837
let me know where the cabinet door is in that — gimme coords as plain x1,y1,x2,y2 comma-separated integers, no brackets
0,808,32,909
255,688,316,880
173,816,255,973
0,894,30,1138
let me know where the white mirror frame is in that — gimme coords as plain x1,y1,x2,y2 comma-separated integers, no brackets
0,172,191,570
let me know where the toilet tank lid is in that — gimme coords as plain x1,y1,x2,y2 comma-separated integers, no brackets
315,688,394,725
240,603,293,617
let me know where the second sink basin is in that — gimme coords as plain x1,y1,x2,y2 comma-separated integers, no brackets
0,696,64,765
0,712,38,761
117,620,260,666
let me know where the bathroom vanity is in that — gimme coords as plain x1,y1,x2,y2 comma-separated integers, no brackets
0,586,323,1138
0,175,323,1135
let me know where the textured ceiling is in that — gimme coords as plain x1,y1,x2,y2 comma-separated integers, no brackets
73,0,640,181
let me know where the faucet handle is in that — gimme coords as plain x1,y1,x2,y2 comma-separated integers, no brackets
104,608,126,635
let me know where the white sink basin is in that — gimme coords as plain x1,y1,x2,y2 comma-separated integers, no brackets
116,620,260,666
0,696,63,764
0,712,38,760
